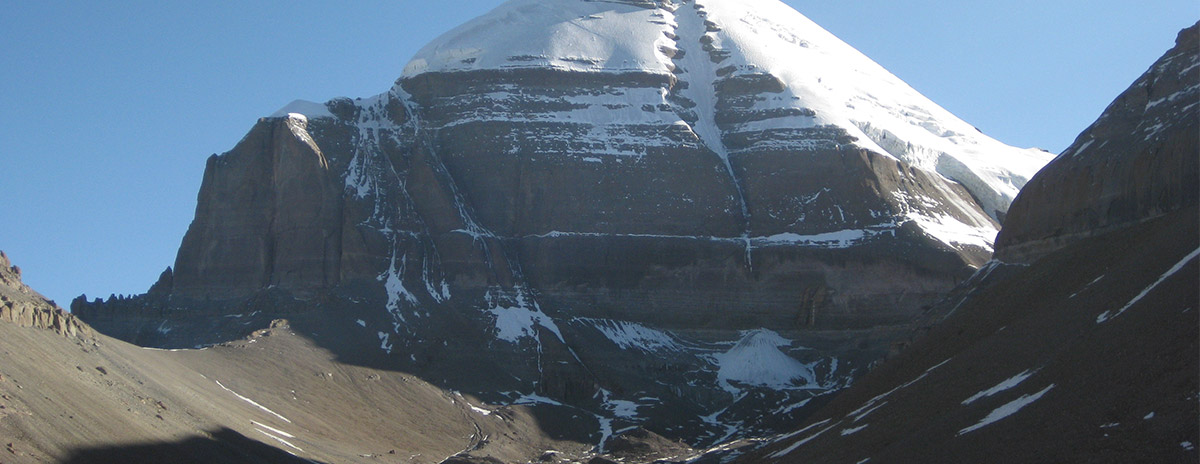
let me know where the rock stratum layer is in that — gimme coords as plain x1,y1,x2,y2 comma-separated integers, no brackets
75,0,1050,446
0,251,92,339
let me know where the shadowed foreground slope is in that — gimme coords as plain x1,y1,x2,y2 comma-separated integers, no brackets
739,209,1198,463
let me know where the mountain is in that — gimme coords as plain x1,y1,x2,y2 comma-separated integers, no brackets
732,21,1198,463
73,0,1049,447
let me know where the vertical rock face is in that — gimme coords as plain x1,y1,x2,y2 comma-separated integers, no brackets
76,0,1052,445
169,114,345,299
995,22,1199,263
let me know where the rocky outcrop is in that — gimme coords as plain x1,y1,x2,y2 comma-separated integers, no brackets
0,251,93,339
995,22,1199,263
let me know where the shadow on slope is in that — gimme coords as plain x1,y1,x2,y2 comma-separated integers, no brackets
735,207,1198,463
61,427,328,464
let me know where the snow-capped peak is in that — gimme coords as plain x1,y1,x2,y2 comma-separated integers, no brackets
399,0,1051,221
402,0,677,76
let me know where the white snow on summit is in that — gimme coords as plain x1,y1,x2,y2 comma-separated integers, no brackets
403,1,677,76
692,0,1050,219
399,0,1052,224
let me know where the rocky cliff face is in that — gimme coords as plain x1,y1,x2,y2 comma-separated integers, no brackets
995,22,1199,263
169,114,347,299
74,0,1050,446
0,251,92,339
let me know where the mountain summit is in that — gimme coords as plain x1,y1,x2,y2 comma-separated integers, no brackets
403,0,1048,222
76,0,1051,446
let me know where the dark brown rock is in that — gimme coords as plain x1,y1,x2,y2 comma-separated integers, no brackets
170,115,345,299
995,22,1200,263
606,427,692,460
147,267,173,295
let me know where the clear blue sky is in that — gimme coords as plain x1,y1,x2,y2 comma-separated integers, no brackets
1,1,1196,306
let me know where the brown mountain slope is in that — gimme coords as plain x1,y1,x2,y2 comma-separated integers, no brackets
0,255,593,463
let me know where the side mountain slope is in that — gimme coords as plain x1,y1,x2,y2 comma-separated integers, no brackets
732,21,1199,464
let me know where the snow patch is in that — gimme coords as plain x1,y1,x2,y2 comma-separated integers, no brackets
470,405,493,416
850,401,887,423
379,251,420,330
252,421,295,439
958,385,1055,435
1068,139,1097,158
378,332,393,355
489,304,559,344
402,0,676,76
962,370,1038,405
772,418,830,443
905,212,996,251
255,428,303,452
844,358,951,423
214,380,292,424
1098,247,1200,323
713,329,816,394
768,420,840,458
581,318,681,352
1069,275,1105,299
752,227,890,248
840,424,868,436
513,392,564,407
606,399,641,419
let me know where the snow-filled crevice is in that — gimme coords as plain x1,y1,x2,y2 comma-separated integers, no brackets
670,0,753,268
344,91,457,343
396,88,508,277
